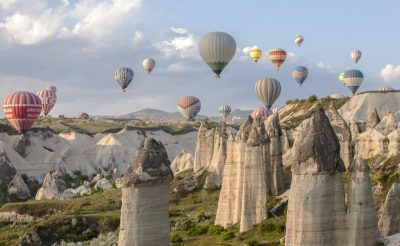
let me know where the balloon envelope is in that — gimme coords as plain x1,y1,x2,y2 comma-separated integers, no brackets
254,78,281,109
339,72,345,84
251,107,272,120
198,32,236,78
292,66,308,86
249,47,262,62
3,91,42,133
177,96,201,120
351,50,362,63
294,35,304,46
142,58,156,74
36,89,57,116
115,67,134,92
344,69,364,95
46,85,57,94
218,104,231,121
268,48,287,69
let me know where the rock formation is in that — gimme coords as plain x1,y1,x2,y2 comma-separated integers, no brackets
94,178,113,191
366,108,381,131
13,135,31,158
350,123,360,140
193,123,216,172
0,148,16,185
118,138,173,246
376,112,397,135
8,173,31,199
62,181,91,199
35,170,67,200
325,103,353,167
378,182,400,236
355,129,387,158
388,128,400,156
346,158,379,246
285,107,347,246
170,149,194,174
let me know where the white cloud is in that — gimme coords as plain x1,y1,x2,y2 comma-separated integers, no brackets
380,64,400,82
155,27,196,58
132,30,142,43
242,45,258,55
316,61,335,73
287,52,296,58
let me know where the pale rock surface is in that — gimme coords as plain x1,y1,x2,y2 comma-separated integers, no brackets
285,107,347,246
380,233,400,246
388,129,400,156
355,129,387,158
325,103,353,167
170,149,194,174
94,178,113,191
0,148,17,185
366,108,381,131
62,181,91,199
118,138,173,246
91,173,101,184
376,112,398,135
0,211,33,223
35,170,67,200
349,123,360,140
8,173,31,199
193,123,215,172
378,182,400,236
346,158,379,245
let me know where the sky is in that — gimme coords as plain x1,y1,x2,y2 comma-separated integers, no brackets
0,0,400,117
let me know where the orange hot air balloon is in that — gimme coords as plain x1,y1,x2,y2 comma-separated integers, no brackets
268,48,287,70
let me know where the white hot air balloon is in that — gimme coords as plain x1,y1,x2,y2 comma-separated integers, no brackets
198,32,236,78
142,58,156,74
36,89,57,116
254,78,281,110
350,50,362,63
177,96,201,120
294,35,304,46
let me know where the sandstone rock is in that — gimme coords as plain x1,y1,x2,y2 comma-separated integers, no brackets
0,148,16,186
378,182,400,236
13,135,31,158
94,178,113,191
350,123,360,140
170,149,194,174
0,211,33,223
8,173,31,199
346,158,379,245
118,138,173,246
388,129,400,156
285,106,347,246
366,108,381,131
35,170,67,200
376,112,397,135
91,173,101,184
355,129,387,158
62,181,91,199
193,123,215,172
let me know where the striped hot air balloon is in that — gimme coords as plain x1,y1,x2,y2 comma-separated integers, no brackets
251,107,272,120
36,89,57,116
177,96,201,120
3,91,42,133
268,48,287,70
254,78,281,110
338,72,345,85
198,32,236,78
46,85,57,94
350,50,362,63
218,104,231,122
291,66,309,86
142,58,156,74
76,112,89,119
294,35,304,46
344,69,364,95
115,67,134,92
249,47,262,62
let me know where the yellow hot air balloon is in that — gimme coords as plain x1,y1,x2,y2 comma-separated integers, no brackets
339,72,345,85
249,47,262,62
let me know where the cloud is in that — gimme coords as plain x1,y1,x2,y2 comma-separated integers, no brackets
316,61,335,74
380,64,400,82
155,27,196,58
132,31,142,43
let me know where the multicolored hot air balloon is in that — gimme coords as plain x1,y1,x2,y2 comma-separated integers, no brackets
198,32,236,78
115,67,134,92
142,58,156,74
46,85,57,94
3,91,42,133
218,104,231,122
249,47,262,62
36,89,57,116
294,35,304,46
291,66,309,86
344,69,364,95
177,96,201,120
251,107,272,120
76,112,89,119
268,48,287,70
351,50,362,63
338,72,345,84
255,78,281,110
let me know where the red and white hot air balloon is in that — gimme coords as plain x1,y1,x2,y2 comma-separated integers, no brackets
3,91,42,133
36,89,57,116
251,107,272,120
46,85,57,94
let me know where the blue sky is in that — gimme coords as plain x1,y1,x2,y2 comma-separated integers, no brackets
0,0,399,117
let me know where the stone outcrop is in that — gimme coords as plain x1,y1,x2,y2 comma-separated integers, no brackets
346,158,379,246
62,181,92,199
350,123,360,140
94,178,113,191
388,129,400,156
0,211,34,223
8,173,31,199
118,138,173,246
35,170,67,200
355,129,387,158
375,112,397,135
13,135,31,158
0,148,16,185
285,107,347,246
378,182,400,236
170,149,194,174
325,103,353,167
366,108,381,131
215,116,270,233
193,123,216,172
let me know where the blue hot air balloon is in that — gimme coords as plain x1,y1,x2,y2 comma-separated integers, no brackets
291,66,309,86
344,69,364,95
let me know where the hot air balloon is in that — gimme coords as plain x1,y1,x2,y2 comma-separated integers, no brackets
142,58,156,74
251,107,272,120
177,96,201,120
291,66,309,86
76,112,89,119
249,47,262,62
115,67,134,92
198,32,236,78
255,78,281,110
294,35,304,46
46,85,57,94
36,89,57,116
338,72,345,84
218,104,231,122
344,69,364,95
268,48,287,70
350,50,362,63
3,91,42,133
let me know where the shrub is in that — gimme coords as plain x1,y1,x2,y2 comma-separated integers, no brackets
374,173,387,183
171,232,183,243
308,94,318,102
207,225,225,235
188,225,209,236
220,230,235,241
260,222,276,233
197,212,211,223
388,172,399,183
180,219,195,231
245,239,259,246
